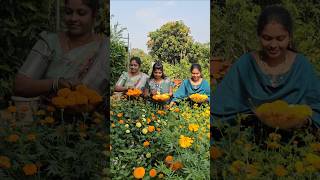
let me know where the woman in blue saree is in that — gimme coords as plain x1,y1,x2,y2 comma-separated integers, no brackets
14,0,107,97
170,63,210,106
211,5,320,131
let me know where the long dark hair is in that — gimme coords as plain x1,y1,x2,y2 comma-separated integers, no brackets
150,61,166,79
257,5,296,52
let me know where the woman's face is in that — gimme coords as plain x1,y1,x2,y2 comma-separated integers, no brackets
191,68,201,82
259,21,290,60
129,60,140,73
153,69,163,80
64,0,94,36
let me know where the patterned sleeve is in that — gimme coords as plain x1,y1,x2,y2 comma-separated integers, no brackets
18,31,54,79
115,72,128,87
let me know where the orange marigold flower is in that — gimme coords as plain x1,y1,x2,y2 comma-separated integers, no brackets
143,141,150,147
0,156,11,169
6,134,19,143
274,165,287,177
156,128,161,132
148,126,155,132
117,113,123,118
149,168,157,177
27,133,37,141
52,96,67,108
157,110,166,116
147,118,151,124
174,108,180,113
133,167,145,179
118,120,124,124
165,155,174,164
210,146,222,160
7,105,17,113
57,88,71,97
170,161,183,171
23,163,37,176
111,123,115,128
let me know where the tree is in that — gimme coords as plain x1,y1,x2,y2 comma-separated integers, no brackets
147,21,193,64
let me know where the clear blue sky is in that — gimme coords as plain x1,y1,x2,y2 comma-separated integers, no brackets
111,0,210,53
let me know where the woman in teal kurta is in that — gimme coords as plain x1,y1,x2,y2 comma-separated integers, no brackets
171,64,210,104
211,5,320,129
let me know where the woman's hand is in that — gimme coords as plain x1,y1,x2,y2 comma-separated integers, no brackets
58,78,81,90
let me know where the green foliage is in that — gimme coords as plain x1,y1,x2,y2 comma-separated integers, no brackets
147,21,194,64
130,48,153,75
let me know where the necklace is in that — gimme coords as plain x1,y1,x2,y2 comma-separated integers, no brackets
257,51,289,87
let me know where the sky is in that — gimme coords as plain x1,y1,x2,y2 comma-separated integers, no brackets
110,0,210,53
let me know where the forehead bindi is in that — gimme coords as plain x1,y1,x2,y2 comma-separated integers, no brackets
261,21,289,37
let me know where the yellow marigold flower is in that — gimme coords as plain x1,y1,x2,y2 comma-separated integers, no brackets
295,161,305,174
269,133,281,142
52,96,67,108
7,105,17,113
156,128,161,132
143,141,150,147
149,168,157,178
310,143,320,152
23,163,37,176
188,124,199,132
27,133,37,141
111,123,115,128
126,88,142,97
142,128,148,134
189,93,208,103
152,93,170,102
179,135,193,148
6,134,19,143
0,156,11,169
133,167,145,179
75,84,89,93
246,164,259,178
158,173,164,179
305,153,320,169
57,88,71,97
210,146,222,160
274,165,287,177
267,141,281,150
148,126,155,132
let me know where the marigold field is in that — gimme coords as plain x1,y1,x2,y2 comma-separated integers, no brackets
110,96,210,179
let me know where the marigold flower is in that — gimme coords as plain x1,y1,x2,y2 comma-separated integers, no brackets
149,168,157,177
170,161,183,171
189,93,208,103
269,133,281,142
305,153,320,169
118,120,124,124
27,133,37,141
117,113,123,118
52,96,67,108
148,126,155,132
188,124,199,132
57,88,71,97
152,93,170,102
267,141,281,149
210,146,222,160
0,156,11,169
246,164,259,178
229,160,245,174
133,167,145,179
7,105,17,113
44,116,55,124
23,163,37,176
157,110,166,116
143,141,150,147
157,128,161,132
179,135,193,148
147,118,151,124
142,128,148,134
165,155,174,164
174,108,180,113
158,173,164,179
126,88,142,97
274,165,287,177
111,123,115,128
6,134,19,143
